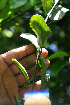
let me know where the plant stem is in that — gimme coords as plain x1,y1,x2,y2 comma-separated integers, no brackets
32,60,38,90
32,48,41,90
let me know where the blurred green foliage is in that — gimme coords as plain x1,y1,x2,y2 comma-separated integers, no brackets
0,0,70,104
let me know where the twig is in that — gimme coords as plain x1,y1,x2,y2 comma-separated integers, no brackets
1,1,41,25
32,47,42,90
45,0,59,23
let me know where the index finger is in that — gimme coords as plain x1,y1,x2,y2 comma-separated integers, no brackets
0,44,36,65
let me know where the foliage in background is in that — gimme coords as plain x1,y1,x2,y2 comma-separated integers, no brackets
0,0,70,104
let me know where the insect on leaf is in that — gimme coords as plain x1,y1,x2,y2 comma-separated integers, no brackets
12,59,29,83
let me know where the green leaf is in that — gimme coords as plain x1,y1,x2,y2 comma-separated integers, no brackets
30,15,50,47
12,59,29,83
49,5,69,21
0,3,12,23
20,0,40,13
50,60,68,76
47,52,70,60
14,95,21,105
20,33,40,50
10,0,28,9
30,0,36,5
41,0,52,12
0,0,8,10
61,0,70,3
2,21,18,30
14,95,18,103
40,58,47,89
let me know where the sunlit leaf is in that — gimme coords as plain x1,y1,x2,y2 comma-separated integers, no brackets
49,5,69,21
50,60,68,76
20,33,40,50
47,52,70,60
30,0,36,5
0,3,12,23
30,15,50,47
0,0,8,10
40,58,47,89
12,59,29,83
41,0,52,12
10,0,28,9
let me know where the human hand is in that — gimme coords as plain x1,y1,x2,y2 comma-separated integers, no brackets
0,44,50,105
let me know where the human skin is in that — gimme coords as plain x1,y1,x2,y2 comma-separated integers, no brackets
0,44,50,105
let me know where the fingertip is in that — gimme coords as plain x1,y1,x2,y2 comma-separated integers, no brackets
34,81,41,90
45,59,50,67
40,50,48,58
35,80,41,85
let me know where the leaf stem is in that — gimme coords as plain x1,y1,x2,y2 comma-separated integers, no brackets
32,48,41,90
32,60,38,90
